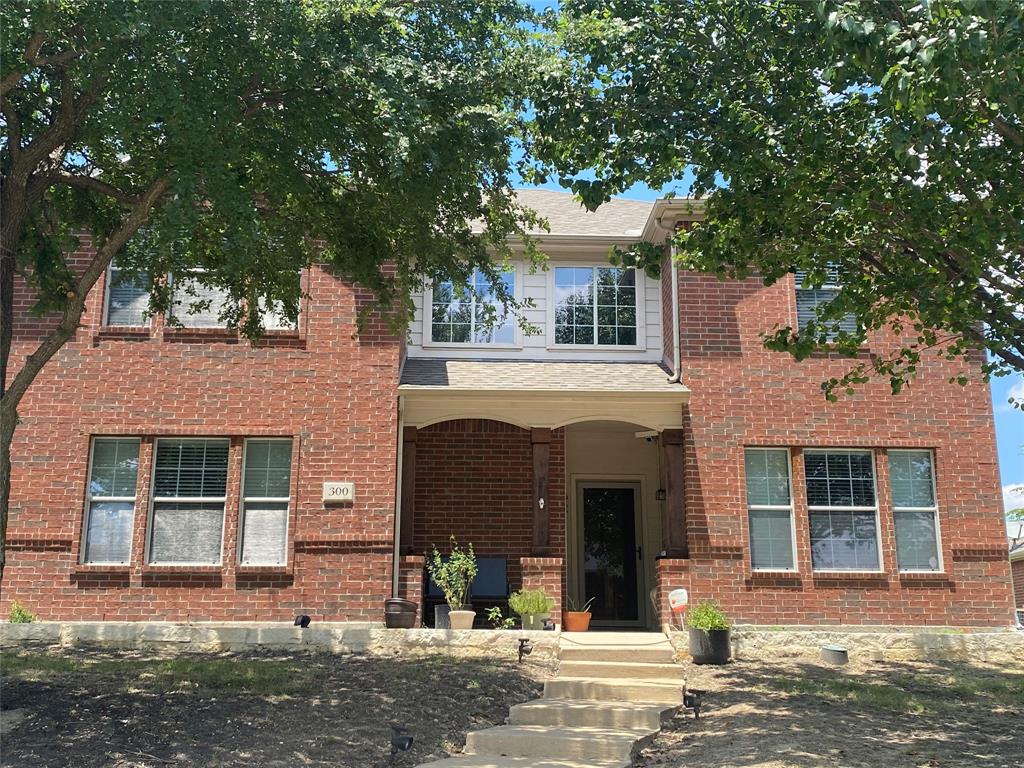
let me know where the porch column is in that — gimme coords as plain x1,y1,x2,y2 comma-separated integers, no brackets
399,426,417,554
661,428,688,557
531,427,551,556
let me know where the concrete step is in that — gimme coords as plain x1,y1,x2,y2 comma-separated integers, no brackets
558,660,684,681
465,725,656,763
510,698,676,730
417,757,628,768
558,645,675,664
545,677,684,705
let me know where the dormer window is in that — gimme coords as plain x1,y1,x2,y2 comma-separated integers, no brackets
794,265,856,338
553,266,637,346
429,268,516,345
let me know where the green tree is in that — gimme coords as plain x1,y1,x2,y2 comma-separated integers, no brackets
531,0,1023,397
0,0,542,576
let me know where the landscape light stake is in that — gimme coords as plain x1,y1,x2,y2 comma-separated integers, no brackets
294,615,311,628
518,638,533,663
389,724,414,764
682,686,704,719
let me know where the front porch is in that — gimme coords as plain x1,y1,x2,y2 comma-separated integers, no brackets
394,359,690,630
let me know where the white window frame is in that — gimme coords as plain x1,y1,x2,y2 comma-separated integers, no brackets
744,447,798,573
169,268,230,329
423,266,521,349
889,448,944,573
81,437,140,565
804,448,884,573
547,263,646,351
238,438,292,566
146,437,229,566
103,261,151,328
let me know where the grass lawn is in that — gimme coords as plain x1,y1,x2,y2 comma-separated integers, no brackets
0,647,550,768
639,656,1024,768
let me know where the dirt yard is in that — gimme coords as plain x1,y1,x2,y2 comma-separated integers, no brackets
639,655,1024,768
0,647,551,768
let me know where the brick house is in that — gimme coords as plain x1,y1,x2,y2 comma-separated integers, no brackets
3,190,1017,629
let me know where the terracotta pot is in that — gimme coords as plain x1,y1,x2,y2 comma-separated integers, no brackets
562,611,592,632
448,609,476,630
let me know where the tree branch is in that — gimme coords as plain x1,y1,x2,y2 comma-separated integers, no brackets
54,173,142,205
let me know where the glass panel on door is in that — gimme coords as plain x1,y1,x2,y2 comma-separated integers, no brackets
581,485,640,624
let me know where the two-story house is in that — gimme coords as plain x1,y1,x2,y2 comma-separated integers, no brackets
3,189,1016,630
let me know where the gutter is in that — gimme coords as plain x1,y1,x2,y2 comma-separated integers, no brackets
667,240,681,384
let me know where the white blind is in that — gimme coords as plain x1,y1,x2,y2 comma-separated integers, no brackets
84,502,134,563
150,503,224,564
240,439,291,565
83,438,139,564
106,266,150,326
171,272,230,327
794,268,856,335
240,503,288,565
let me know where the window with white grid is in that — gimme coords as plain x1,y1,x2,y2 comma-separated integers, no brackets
82,438,140,564
239,439,292,565
149,439,229,564
745,448,796,570
553,266,637,346
430,268,515,345
889,449,942,572
804,450,881,571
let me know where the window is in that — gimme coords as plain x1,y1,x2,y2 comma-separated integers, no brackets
745,448,796,570
239,439,292,565
889,450,942,572
104,262,151,326
430,268,515,344
170,270,230,328
82,438,140,563
794,266,856,337
149,439,229,564
804,450,881,571
553,266,637,346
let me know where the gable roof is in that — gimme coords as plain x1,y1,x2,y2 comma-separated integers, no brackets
513,189,654,238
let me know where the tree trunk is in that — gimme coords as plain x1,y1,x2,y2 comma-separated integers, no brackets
0,404,15,580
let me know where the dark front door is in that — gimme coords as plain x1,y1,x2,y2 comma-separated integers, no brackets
579,483,643,626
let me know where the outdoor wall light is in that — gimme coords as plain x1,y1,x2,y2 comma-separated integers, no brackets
518,638,533,663
294,615,311,628
538,497,545,509
656,489,667,501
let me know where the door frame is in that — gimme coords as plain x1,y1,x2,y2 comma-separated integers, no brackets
570,477,647,629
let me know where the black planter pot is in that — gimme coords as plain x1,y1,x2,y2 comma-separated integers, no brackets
688,627,732,665
384,598,418,629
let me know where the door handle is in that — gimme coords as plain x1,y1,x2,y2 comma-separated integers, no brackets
637,546,642,561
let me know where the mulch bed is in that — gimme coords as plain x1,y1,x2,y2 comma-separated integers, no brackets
1,646,553,768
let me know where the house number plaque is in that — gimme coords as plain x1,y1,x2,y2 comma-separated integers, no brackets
322,482,355,503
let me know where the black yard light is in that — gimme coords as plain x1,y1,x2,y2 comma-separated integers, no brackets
294,615,311,628
518,638,533,663
682,686,704,719
390,724,414,761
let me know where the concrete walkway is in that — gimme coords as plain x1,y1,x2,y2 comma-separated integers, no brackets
419,632,682,768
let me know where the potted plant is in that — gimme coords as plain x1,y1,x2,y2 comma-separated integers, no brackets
509,589,554,631
427,536,478,630
562,595,595,632
686,599,731,664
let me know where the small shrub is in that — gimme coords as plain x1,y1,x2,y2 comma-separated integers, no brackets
485,606,515,629
565,595,595,613
686,599,729,630
508,589,554,617
426,536,477,609
8,602,37,624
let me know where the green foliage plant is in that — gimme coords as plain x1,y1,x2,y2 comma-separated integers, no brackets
686,600,730,631
508,589,555,617
427,536,477,610
8,601,36,623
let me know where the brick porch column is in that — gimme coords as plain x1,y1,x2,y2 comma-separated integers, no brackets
521,556,563,622
397,555,426,625
655,557,691,632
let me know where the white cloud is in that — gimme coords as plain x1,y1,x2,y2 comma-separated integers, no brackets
1009,377,1024,403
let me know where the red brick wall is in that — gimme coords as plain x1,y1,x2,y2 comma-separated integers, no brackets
655,270,1016,627
1012,557,1024,610
411,419,566,600
3,238,402,622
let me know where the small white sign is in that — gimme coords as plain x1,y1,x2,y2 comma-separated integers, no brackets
323,482,355,503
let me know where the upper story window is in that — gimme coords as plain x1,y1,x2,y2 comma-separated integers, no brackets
553,266,637,346
804,449,881,571
170,269,231,328
105,262,151,326
430,268,515,345
794,265,856,337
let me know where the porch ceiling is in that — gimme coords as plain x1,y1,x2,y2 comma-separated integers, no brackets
398,358,689,431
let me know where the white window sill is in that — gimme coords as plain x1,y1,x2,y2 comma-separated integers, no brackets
546,343,645,352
